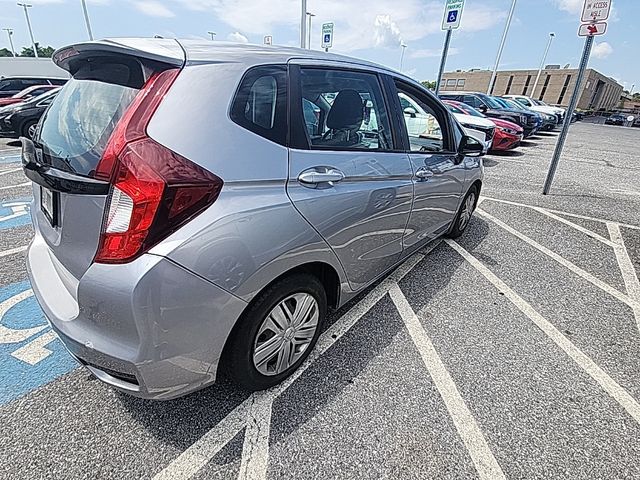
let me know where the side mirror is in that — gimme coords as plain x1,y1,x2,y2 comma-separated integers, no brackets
478,104,488,113
403,107,417,118
459,135,485,157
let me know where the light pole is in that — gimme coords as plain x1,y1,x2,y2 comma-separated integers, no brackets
80,0,93,40
2,28,16,57
207,31,216,40
17,3,38,58
399,42,407,71
306,12,315,49
487,0,517,94
300,0,307,48
532,32,555,98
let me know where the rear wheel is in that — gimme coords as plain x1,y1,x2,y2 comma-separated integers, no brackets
21,120,38,140
447,186,478,238
224,273,326,391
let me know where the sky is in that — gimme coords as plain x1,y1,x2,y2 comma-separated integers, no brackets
0,0,637,90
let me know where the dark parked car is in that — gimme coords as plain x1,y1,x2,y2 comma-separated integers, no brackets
0,76,66,98
605,113,626,126
493,97,553,131
439,91,541,137
0,88,59,139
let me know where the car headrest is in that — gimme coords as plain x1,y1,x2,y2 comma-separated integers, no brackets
326,89,364,131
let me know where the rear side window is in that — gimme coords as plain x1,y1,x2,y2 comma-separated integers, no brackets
37,59,143,176
230,65,287,146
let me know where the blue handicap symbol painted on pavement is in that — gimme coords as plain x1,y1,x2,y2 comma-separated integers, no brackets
0,280,77,404
448,10,458,23
0,197,32,231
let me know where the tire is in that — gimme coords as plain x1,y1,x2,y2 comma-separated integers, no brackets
447,186,478,239
21,120,38,140
223,273,327,391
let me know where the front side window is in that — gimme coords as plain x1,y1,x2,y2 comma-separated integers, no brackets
230,65,287,146
299,68,393,151
463,95,482,109
395,82,447,153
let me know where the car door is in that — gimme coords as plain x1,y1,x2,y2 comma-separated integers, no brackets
287,64,413,291
390,79,466,250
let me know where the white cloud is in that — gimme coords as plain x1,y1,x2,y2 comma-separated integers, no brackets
410,47,459,58
373,15,402,48
553,0,583,14
134,1,175,18
174,0,506,52
227,31,249,43
592,41,613,59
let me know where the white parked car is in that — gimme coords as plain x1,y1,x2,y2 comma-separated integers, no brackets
503,94,565,124
399,93,494,152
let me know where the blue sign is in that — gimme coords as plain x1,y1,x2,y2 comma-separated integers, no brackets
0,281,77,404
324,34,331,43
448,10,458,23
0,197,32,231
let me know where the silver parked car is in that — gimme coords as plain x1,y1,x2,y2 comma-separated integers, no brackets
23,39,484,399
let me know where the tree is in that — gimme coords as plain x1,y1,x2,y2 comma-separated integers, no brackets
421,80,437,90
19,43,55,58
0,48,14,57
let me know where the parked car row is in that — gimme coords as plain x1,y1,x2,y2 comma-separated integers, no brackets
0,76,67,139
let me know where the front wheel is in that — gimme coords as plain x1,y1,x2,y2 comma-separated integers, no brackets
21,120,38,140
447,186,478,238
223,273,326,391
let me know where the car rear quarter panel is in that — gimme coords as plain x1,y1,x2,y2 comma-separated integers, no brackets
146,63,349,304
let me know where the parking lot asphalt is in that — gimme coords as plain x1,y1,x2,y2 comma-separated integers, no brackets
1,122,639,479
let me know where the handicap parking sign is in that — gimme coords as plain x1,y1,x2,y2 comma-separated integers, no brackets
442,0,465,30
448,10,458,23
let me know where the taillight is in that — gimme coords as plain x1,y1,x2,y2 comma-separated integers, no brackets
94,69,223,264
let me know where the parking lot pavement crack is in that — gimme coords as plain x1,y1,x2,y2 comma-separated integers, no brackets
607,223,640,334
152,251,429,480
445,238,640,426
475,207,640,311
389,283,506,480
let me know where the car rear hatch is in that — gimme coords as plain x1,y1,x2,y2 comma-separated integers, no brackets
23,39,222,284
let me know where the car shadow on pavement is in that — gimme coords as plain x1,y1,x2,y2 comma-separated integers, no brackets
116,222,490,458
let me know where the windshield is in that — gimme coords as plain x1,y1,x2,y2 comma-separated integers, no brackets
445,104,463,114
491,97,512,109
482,95,505,109
457,104,485,118
533,99,546,106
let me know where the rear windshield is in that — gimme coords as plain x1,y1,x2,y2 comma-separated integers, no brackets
37,59,142,177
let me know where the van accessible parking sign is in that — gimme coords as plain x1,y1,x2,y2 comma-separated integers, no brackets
442,0,465,30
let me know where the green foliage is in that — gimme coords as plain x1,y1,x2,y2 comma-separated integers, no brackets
19,43,55,58
421,80,437,90
0,48,14,57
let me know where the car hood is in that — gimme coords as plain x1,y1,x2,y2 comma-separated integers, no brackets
452,113,495,128
490,107,532,116
530,105,564,115
490,118,523,132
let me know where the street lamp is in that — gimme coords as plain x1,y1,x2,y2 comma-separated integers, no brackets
306,12,315,49
531,33,555,98
80,0,94,41
300,0,307,48
399,42,407,71
207,31,216,40
487,0,517,94
17,3,38,58
2,28,16,57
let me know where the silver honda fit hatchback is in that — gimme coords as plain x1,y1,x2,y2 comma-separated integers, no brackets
23,39,484,399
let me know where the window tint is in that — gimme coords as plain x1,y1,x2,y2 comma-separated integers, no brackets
395,82,447,153
230,65,287,146
299,68,393,151
463,95,482,108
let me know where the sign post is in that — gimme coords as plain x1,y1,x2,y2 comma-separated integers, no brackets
543,0,611,195
321,22,334,52
435,0,465,95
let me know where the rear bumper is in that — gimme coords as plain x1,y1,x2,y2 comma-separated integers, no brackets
26,230,248,400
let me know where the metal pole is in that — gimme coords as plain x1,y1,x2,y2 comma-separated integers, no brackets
80,0,93,40
306,12,315,50
542,34,594,195
17,3,38,58
399,42,407,71
3,28,16,57
300,0,307,48
532,33,555,97
435,29,452,95
207,31,216,40
487,0,517,94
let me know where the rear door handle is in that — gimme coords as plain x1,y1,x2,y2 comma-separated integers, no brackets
415,168,434,181
298,167,345,185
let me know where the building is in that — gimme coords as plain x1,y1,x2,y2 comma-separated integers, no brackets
618,93,640,113
440,66,623,111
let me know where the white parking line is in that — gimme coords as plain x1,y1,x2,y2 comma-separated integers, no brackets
389,284,506,480
0,245,27,258
153,249,430,480
0,182,29,191
481,196,640,231
608,223,640,333
238,393,273,480
532,207,617,248
446,239,640,425
476,208,640,311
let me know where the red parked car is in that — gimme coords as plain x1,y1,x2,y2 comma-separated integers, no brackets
443,100,523,151
0,85,59,107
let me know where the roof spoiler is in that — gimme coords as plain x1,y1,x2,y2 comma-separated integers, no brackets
52,38,185,73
